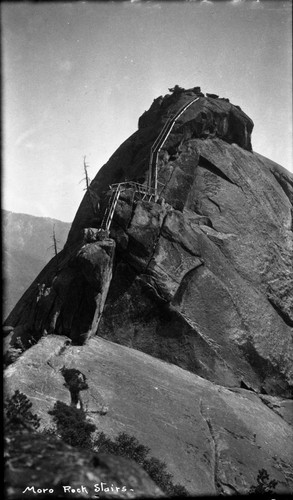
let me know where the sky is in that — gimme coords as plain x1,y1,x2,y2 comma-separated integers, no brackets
2,0,292,222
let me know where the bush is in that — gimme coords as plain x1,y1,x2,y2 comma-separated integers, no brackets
6,391,188,496
249,468,278,495
4,390,40,432
94,431,188,496
41,426,58,438
48,401,96,449
47,407,188,494
94,432,150,464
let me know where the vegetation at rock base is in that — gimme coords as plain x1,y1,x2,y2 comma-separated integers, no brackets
46,399,188,496
80,155,100,216
249,468,278,495
5,392,282,497
4,390,40,432
48,400,95,449
94,431,188,497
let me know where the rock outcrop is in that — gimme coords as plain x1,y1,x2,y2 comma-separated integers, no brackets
6,430,164,499
5,87,293,397
4,335,293,496
4,86,293,496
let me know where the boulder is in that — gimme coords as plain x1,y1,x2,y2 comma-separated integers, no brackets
5,430,164,499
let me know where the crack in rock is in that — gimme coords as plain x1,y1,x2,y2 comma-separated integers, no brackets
199,399,223,495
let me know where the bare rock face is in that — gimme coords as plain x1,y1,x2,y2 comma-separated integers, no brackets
5,237,115,347
4,335,293,496
4,87,293,399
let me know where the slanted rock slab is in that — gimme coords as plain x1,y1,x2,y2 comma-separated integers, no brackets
5,335,293,496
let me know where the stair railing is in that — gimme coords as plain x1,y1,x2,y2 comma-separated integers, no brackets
100,181,157,232
100,184,121,231
148,96,200,196
99,95,200,233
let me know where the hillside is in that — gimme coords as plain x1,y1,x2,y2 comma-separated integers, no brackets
2,210,71,318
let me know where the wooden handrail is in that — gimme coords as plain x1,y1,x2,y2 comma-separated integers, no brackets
99,95,200,232
148,96,200,194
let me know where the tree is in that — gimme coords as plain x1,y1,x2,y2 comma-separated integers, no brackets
5,390,40,432
47,224,60,268
80,156,100,217
94,431,189,496
48,401,95,449
82,155,91,192
249,468,278,495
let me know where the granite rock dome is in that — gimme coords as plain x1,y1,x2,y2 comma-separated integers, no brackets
4,86,293,496
5,87,292,397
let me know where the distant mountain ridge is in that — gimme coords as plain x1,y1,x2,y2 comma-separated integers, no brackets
2,210,71,318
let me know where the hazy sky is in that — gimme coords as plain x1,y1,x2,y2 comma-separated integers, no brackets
2,0,292,222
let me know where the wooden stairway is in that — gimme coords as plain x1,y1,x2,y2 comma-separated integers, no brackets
99,95,200,233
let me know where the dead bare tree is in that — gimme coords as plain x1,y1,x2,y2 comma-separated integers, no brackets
80,156,100,218
82,155,91,192
48,224,60,267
